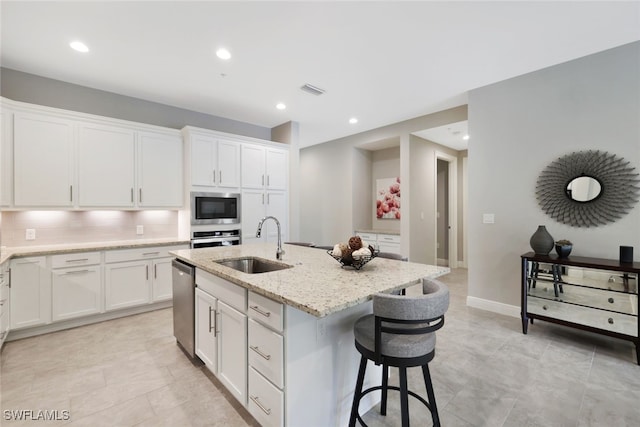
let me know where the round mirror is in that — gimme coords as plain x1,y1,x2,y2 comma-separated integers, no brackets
566,176,602,202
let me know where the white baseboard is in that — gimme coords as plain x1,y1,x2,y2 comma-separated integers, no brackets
466,296,520,318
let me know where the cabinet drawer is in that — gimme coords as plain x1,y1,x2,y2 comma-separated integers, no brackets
249,291,283,332
51,252,101,268
356,233,376,242
248,366,284,427
528,296,638,336
377,234,401,244
197,269,246,312
104,245,185,263
528,284,637,315
249,319,284,388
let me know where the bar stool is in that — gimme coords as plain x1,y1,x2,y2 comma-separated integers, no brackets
349,278,449,427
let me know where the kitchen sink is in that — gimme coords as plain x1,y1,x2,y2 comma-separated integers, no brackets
215,257,292,274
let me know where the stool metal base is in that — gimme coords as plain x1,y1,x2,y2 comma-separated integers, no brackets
351,384,436,427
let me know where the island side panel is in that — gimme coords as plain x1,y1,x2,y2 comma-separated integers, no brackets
284,302,381,427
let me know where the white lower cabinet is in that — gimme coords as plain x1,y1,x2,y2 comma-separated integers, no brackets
105,260,150,311
10,256,50,329
249,366,284,427
51,253,102,322
357,231,402,255
0,261,11,348
151,258,173,302
195,269,248,405
195,288,218,370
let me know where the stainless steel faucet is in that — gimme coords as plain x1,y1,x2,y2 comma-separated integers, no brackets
256,216,285,260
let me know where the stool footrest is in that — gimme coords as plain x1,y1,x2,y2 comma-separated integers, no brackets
352,384,434,427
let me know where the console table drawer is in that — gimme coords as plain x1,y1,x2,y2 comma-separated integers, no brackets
529,284,637,315
528,296,637,336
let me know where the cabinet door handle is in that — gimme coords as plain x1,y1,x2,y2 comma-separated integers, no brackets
63,269,90,275
65,258,89,263
219,170,222,183
146,265,149,280
262,175,265,186
209,306,214,333
154,264,157,279
608,318,614,324
139,188,143,204
250,395,272,415
250,345,271,360
143,252,160,256
212,169,216,184
131,188,134,203
250,305,271,318
70,185,73,202
209,307,218,337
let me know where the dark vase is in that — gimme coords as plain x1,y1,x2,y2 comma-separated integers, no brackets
530,225,554,255
555,244,572,258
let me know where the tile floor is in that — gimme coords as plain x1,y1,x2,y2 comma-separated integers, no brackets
2,268,640,426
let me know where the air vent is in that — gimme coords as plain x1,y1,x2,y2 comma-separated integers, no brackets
300,83,326,96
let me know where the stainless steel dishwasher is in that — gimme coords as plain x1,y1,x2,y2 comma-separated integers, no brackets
172,258,195,358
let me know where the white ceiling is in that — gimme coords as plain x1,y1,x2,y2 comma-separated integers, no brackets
1,1,639,149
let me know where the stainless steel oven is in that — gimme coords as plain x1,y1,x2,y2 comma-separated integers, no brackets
190,229,241,249
190,192,240,226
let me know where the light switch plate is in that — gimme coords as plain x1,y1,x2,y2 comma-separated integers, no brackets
136,225,144,235
483,214,495,224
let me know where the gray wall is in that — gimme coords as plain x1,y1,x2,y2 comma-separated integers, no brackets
299,106,467,261
467,41,640,308
1,67,271,140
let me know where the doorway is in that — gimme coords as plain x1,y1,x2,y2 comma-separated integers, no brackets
435,152,458,268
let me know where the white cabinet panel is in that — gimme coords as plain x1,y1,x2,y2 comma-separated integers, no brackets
105,260,150,311
52,266,102,321
217,139,241,188
1,108,13,207
218,300,247,405
195,288,218,372
241,190,266,244
151,258,173,302
249,366,284,427
241,144,266,189
265,149,287,191
78,123,135,207
10,256,50,329
138,131,183,207
14,112,74,207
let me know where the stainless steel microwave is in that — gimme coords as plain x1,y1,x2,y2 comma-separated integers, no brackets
190,192,241,225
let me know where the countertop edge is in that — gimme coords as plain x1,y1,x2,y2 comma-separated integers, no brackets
1,238,190,264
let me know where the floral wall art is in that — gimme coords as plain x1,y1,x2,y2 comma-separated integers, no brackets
376,177,401,219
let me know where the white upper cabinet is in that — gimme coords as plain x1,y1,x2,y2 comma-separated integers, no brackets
137,131,183,207
78,123,136,207
241,145,288,190
13,112,75,207
5,99,183,209
0,108,13,207
190,132,240,189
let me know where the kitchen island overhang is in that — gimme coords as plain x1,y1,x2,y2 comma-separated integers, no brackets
170,242,449,318
170,242,450,426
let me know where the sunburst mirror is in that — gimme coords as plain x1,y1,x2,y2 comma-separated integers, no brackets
536,150,640,227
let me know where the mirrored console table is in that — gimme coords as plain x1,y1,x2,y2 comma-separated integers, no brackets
521,252,640,364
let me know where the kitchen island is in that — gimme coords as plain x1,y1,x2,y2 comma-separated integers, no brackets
171,242,449,427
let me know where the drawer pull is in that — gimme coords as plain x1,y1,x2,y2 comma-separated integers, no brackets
143,252,160,256
250,395,272,415
64,269,90,275
608,297,614,304
66,258,89,263
250,345,271,360
608,318,614,324
250,305,271,318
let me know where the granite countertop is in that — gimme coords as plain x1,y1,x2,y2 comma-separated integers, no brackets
0,237,190,264
171,242,449,318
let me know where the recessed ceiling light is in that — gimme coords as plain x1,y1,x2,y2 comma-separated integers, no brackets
216,48,231,60
70,41,89,53
276,103,286,110
349,117,358,124
463,134,470,140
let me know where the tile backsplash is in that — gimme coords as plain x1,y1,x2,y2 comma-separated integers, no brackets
1,210,178,247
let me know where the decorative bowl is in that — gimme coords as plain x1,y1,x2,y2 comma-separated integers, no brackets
327,248,379,270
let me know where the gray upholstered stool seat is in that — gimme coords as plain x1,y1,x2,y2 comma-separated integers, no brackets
349,278,449,427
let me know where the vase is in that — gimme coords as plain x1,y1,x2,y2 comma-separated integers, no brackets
555,244,572,258
530,225,554,255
